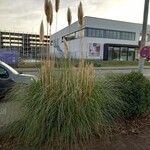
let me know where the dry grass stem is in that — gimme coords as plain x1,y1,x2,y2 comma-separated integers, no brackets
67,7,72,26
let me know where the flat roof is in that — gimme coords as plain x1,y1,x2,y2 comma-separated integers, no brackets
84,16,145,26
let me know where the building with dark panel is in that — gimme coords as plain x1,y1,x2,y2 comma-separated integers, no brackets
51,16,150,61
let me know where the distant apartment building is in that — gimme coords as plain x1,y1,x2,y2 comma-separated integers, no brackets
51,16,150,61
0,31,50,59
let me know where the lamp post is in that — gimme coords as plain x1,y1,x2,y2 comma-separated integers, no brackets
138,0,149,73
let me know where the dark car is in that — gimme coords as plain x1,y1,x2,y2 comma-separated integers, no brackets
0,60,37,98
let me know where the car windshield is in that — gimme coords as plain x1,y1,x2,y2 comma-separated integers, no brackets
0,61,19,75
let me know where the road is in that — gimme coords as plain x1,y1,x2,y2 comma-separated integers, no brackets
17,67,150,76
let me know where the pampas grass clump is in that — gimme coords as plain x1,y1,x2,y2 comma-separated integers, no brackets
5,60,124,149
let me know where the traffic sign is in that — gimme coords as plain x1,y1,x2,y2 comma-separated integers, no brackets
140,46,150,58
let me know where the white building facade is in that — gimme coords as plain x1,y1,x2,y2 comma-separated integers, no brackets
51,16,150,61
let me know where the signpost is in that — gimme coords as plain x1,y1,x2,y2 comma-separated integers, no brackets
140,46,150,58
138,0,149,73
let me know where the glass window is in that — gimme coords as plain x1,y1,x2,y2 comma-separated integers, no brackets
128,33,131,40
112,47,120,61
131,33,135,40
91,29,96,37
128,48,135,61
124,32,128,40
106,46,136,61
99,29,103,38
87,29,92,37
120,32,124,40
0,67,9,79
84,28,135,40
116,31,120,39
104,30,109,38
112,31,120,39
120,47,127,61
108,47,113,60
128,33,133,40
127,33,131,40
95,30,100,37
109,31,114,39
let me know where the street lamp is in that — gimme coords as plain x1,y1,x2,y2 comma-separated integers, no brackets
138,0,149,73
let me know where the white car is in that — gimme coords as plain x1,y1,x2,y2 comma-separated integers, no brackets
0,60,37,97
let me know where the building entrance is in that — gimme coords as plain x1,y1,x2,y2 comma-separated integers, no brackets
103,44,138,61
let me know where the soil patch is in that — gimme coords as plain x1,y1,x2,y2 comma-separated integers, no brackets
0,115,150,150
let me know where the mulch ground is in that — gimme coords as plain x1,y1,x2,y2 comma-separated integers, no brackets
0,115,150,150
89,115,150,150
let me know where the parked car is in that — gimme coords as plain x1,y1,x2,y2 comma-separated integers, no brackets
0,60,37,98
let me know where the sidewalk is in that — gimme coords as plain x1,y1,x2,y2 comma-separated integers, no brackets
95,66,150,70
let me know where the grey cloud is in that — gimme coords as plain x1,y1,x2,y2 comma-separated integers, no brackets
0,0,122,33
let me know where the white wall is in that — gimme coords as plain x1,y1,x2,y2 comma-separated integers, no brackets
51,16,150,59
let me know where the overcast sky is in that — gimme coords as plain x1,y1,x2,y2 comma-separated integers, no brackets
0,0,149,34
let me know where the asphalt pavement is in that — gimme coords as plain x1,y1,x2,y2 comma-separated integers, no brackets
16,67,150,76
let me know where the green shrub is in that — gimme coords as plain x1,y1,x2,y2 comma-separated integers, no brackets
5,60,124,149
106,72,150,119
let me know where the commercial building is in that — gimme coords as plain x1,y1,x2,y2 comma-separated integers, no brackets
51,16,150,61
0,31,50,59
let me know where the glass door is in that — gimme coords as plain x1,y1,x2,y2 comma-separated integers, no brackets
128,48,135,61
108,47,113,60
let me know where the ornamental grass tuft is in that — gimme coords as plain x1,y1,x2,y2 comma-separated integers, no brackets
106,72,150,119
5,60,124,149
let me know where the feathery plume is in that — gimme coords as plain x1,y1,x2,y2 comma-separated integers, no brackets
47,1,53,26
67,7,72,26
78,1,84,26
55,0,60,13
44,0,49,19
49,0,53,26
39,20,44,42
